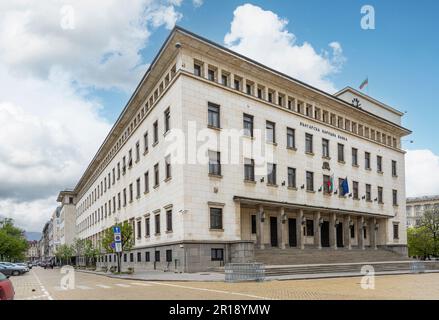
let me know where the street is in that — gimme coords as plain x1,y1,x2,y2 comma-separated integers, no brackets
10,267,439,300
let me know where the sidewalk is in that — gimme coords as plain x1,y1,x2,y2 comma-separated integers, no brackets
77,268,439,282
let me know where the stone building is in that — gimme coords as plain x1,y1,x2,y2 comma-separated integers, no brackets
406,195,439,228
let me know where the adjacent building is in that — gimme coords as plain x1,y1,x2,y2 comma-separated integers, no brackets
26,240,39,262
406,195,439,228
62,27,410,272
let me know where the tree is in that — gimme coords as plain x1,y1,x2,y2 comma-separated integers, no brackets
0,218,29,261
101,221,134,272
83,239,100,267
55,244,74,265
420,208,439,257
407,226,434,259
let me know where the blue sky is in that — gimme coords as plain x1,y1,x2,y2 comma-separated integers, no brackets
1,0,438,231
98,0,439,153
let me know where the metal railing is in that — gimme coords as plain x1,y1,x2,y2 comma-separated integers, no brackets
410,261,426,273
225,263,265,282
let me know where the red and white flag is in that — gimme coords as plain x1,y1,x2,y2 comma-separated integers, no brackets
359,78,368,90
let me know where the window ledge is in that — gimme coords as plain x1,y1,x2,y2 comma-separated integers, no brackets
366,200,373,203
153,184,159,189
322,156,331,160
243,135,255,140
164,177,172,183
306,190,316,194
152,141,159,147
135,159,140,164
154,233,161,236
266,141,278,146
286,146,297,151
165,230,173,234
144,191,149,195
392,175,399,178
266,183,278,188
136,196,140,200
209,173,223,179
287,187,298,191
305,152,315,156
244,179,256,184
352,164,359,168
365,168,372,171
143,150,149,156
163,130,170,137
377,170,383,174
338,160,346,164
209,228,224,232
207,125,222,131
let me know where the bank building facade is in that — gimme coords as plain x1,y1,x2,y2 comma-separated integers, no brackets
69,27,411,272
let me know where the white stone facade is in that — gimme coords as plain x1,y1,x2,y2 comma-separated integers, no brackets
69,27,411,271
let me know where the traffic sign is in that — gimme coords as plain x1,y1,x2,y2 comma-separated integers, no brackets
115,242,122,253
114,234,122,243
111,242,115,249
113,226,121,233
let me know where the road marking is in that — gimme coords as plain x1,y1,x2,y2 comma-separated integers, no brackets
24,294,50,300
76,285,93,290
130,282,151,287
115,283,131,288
31,269,54,300
144,281,273,300
96,284,112,289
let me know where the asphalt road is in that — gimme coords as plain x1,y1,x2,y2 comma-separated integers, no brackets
10,267,439,300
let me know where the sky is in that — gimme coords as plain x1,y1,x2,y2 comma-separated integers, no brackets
0,0,438,232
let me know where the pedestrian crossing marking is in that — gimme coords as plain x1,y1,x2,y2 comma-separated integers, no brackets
130,282,151,287
96,284,112,289
76,285,92,290
115,283,131,288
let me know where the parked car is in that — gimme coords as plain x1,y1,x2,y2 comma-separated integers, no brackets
15,263,30,271
0,272,14,300
0,263,25,276
0,262,28,273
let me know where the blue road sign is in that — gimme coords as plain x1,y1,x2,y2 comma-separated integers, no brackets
113,226,121,233
111,242,115,249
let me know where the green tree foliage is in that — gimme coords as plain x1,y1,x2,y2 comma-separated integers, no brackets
83,239,100,267
0,218,29,261
101,221,134,254
55,244,75,265
420,209,439,256
407,227,433,258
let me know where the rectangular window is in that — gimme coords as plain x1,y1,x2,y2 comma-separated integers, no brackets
117,192,121,209
166,250,172,262
393,224,399,239
393,189,398,206
112,168,115,184
353,181,359,199
377,156,383,172
194,63,201,76
208,151,221,176
208,68,215,81
266,121,275,143
145,251,150,262
112,197,116,213
221,74,228,86
164,108,170,133
378,186,383,203
366,184,371,201
306,171,314,191
145,218,150,237
251,215,256,234
137,252,141,262
392,160,397,176
288,167,296,188
135,141,140,162
267,163,277,185
352,148,358,166
136,178,141,198
234,78,240,91
123,188,127,206
211,248,224,261
306,220,314,236
244,158,255,181
305,134,313,154
338,143,344,162
154,163,159,187
165,155,171,179
155,214,160,235
155,250,160,262
287,128,295,149
144,171,149,193
137,220,141,239
144,131,149,153
267,91,273,103
128,149,133,168
166,209,172,232
210,207,223,229
350,224,355,238
129,183,133,202
322,139,330,158
257,87,263,99
130,253,134,263
338,178,344,197
246,84,252,95
208,102,220,128
243,114,254,137
153,120,158,144
365,152,371,170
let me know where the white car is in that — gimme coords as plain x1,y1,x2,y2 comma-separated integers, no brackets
0,262,28,273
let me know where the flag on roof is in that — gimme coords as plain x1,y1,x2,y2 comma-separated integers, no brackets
359,77,368,90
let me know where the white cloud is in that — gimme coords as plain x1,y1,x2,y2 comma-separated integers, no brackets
405,149,439,197
0,0,183,92
0,1,187,232
224,3,345,93
193,0,204,8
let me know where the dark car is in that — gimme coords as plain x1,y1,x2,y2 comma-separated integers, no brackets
0,263,25,276
0,272,14,300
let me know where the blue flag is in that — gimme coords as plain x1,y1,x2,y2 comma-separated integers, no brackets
341,178,349,196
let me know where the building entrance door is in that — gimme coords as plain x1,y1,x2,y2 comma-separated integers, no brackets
270,217,278,247
321,221,330,247
288,218,297,247
336,223,344,247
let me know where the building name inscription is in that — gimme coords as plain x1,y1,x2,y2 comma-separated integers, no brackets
300,122,348,141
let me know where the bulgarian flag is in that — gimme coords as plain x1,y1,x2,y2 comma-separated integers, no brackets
327,174,334,193
359,77,368,90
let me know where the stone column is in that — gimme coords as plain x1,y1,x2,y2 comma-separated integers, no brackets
313,211,322,249
297,209,305,250
329,212,337,249
358,216,365,250
256,205,265,249
344,215,352,250
277,207,286,249
369,218,377,250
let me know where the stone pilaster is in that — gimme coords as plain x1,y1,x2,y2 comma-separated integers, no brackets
297,209,305,250
256,205,265,249
277,207,286,249
314,211,322,249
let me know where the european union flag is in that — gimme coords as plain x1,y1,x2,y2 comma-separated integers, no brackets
341,178,349,196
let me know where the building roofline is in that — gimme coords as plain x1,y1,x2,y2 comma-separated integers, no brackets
407,195,439,203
